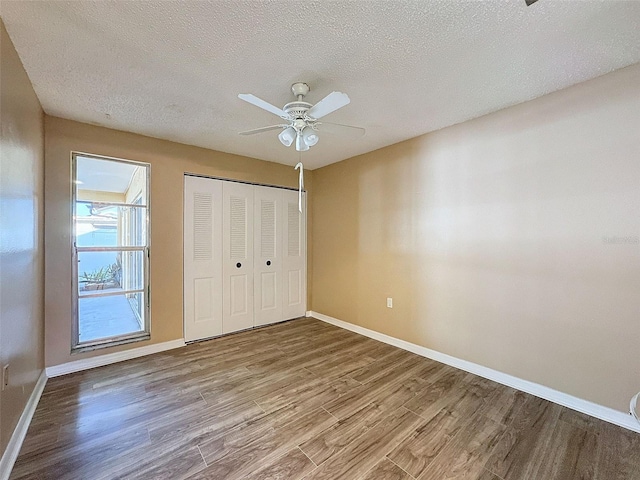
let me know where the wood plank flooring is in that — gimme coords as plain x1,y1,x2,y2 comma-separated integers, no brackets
11,318,640,479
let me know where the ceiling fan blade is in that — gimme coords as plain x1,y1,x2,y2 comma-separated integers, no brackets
525,0,539,5
238,94,289,119
239,125,288,135
307,91,351,119
315,121,365,137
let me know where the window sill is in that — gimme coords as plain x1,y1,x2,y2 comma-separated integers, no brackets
72,332,151,354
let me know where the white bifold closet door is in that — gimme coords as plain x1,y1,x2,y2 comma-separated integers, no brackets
253,186,283,326
222,181,254,334
183,176,223,342
184,175,306,342
282,189,306,320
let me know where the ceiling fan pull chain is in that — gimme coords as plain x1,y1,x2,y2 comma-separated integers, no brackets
295,161,304,213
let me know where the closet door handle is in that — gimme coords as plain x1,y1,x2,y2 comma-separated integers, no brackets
266,260,271,266
236,262,242,268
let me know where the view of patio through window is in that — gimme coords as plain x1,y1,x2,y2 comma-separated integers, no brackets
73,154,150,350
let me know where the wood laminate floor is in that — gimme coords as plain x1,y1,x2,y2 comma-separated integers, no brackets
11,318,640,479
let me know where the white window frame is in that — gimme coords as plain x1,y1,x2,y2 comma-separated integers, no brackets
71,152,151,353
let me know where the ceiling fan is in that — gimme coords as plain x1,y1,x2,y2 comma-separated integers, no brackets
238,82,365,152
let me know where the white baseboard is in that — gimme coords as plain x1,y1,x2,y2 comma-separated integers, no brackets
0,371,47,480
309,311,640,434
45,338,186,378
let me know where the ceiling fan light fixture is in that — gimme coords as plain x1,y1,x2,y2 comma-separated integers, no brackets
302,127,319,147
295,133,309,152
278,127,296,147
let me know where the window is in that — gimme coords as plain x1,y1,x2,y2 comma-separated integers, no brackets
72,153,150,351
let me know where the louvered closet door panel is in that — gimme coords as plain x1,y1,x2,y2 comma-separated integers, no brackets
223,181,254,333
184,176,223,341
253,186,283,326
282,189,307,320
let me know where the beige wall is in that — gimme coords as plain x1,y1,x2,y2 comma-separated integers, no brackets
45,116,312,367
312,63,640,412
0,20,45,455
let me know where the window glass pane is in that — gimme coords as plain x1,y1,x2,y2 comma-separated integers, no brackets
78,250,145,294
119,250,145,291
78,295,144,343
74,154,149,349
76,201,147,247
122,204,147,247
76,157,147,206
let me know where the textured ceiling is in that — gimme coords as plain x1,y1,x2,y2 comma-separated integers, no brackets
1,1,639,170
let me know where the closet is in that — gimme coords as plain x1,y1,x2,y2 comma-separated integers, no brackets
183,175,306,342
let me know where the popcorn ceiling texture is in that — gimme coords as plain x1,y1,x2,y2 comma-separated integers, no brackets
2,0,639,169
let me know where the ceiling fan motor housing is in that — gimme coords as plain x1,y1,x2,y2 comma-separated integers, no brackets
284,101,313,120
287,82,319,130
284,98,320,135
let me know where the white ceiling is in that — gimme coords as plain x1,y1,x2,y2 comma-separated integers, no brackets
2,1,639,170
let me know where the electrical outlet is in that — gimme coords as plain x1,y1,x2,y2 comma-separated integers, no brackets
387,297,393,308
2,364,9,390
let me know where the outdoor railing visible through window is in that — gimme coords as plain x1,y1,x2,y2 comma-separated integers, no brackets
72,153,150,351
